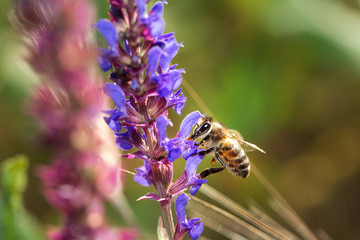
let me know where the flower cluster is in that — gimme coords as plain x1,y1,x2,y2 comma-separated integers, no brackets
96,0,207,239
16,0,137,239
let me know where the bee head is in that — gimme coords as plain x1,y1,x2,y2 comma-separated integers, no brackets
188,116,212,141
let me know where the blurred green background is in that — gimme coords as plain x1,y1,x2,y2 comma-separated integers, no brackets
1,0,360,239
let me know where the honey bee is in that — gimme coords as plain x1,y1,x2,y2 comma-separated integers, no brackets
188,117,265,179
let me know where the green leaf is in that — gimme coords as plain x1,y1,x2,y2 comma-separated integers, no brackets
0,155,46,240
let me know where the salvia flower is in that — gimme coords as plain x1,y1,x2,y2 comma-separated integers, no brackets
160,111,203,162
174,193,204,240
96,0,207,239
138,0,166,37
95,20,120,72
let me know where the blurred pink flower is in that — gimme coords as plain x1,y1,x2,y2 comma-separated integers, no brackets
16,0,137,239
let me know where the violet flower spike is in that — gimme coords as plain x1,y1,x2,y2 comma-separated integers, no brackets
97,0,206,238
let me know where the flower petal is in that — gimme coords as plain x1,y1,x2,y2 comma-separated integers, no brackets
189,179,207,196
160,41,180,71
103,83,125,109
115,126,134,150
185,154,204,177
179,111,202,139
148,1,166,37
137,0,147,19
156,116,172,141
148,46,162,76
150,1,165,15
149,17,165,37
168,147,182,162
182,145,197,160
103,113,122,133
134,161,152,186
168,89,187,115
175,193,189,224
115,136,133,150
188,222,204,240
96,20,118,50
157,78,174,97
174,101,185,115
97,54,112,72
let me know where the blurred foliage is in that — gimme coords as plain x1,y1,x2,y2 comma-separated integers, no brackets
1,0,360,239
0,155,45,240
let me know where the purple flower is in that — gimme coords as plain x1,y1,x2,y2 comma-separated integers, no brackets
147,35,184,97
168,89,187,115
95,20,119,71
115,126,134,150
156,115,173,141
169,154,207,197
163,111,207,197
103,83,126,132
138,0,166,37
156,69,185,98
96,20,118,51
137,0,147,19
103,83,125,110
185,155,208,195
103,109,123,132
134,161,152,186
178,111,203,140
148,1,166,37
161,111,203,162
174,194,204,240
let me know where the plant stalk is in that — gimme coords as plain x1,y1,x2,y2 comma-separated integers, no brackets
161,202,175,240
138,97,175,238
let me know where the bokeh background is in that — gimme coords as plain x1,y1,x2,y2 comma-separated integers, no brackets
1,0,360,239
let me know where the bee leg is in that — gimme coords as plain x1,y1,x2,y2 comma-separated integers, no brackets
199,133,211,146
199,152,226,179
191,147,215,157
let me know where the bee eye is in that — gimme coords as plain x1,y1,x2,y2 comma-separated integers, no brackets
199,123,210,134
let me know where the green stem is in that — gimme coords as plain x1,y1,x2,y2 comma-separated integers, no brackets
153,165,175,239
161,202,175,240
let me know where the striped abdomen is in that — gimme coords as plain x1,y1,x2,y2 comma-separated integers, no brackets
219,140,250,178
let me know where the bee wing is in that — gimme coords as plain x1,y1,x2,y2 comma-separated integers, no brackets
227,129,266,154
238,139,266,154
227,129,244,140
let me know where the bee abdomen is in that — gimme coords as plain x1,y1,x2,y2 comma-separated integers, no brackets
233,152,250,178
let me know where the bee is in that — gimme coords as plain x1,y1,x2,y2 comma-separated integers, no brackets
188,117,265,179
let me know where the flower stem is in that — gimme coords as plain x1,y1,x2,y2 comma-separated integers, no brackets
153,165,175,239
138,98,155,156
138,97,174,238
161,203,175,240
